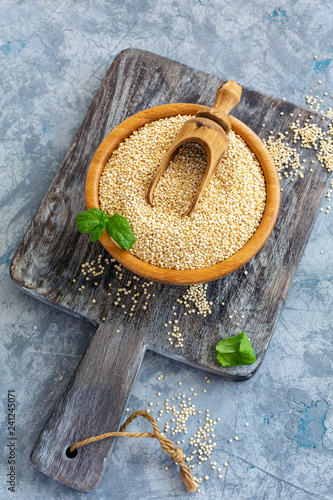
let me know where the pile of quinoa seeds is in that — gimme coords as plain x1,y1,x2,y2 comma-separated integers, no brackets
125,373,250,494
99,115,266,270
263,73,333,214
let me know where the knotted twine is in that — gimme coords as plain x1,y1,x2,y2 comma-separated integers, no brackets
69,410,198,493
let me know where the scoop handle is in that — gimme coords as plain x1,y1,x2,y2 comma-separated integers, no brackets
213,81,242,115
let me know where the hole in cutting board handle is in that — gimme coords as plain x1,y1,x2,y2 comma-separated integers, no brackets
65,447,78,459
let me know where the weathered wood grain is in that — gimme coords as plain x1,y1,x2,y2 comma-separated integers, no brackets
30,319,147,491
10,49,332,490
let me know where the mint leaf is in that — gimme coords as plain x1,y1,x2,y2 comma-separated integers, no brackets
75,208,108,242
90,225,105,242
106,213,136,250
216,331,256,366
75,208,135,248
76,208,107,232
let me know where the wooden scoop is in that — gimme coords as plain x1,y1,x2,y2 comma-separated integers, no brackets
146,81,242,216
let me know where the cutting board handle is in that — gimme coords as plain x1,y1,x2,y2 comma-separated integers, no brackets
30,321,146,491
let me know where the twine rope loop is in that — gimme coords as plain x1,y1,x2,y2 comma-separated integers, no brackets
69,410,198,493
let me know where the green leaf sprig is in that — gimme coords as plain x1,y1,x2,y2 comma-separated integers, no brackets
215,331,256,367
75,208,136,250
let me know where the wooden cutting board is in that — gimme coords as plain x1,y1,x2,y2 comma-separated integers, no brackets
10,48,331,491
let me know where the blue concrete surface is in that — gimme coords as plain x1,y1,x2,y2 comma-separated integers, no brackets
1,1,332,499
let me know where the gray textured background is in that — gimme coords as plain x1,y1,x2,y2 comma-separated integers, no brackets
1,1,333,499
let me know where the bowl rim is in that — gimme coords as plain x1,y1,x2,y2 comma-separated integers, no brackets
85,103,280,285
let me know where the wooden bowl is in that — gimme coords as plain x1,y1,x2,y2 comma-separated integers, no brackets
85,104,280,285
